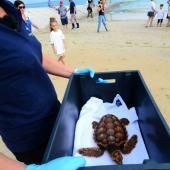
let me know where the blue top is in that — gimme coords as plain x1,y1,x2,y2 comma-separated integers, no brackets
25,16,32,32
0,0,60,152
58,6,67,19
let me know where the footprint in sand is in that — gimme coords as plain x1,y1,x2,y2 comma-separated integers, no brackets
165,94,170,99
125,41,132,44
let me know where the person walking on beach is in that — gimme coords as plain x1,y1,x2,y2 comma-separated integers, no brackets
156,4,164,27
0,0,94,165
97,0,108,33
87,3,93,18
14,0,39,32
146,0,156,27
166,0,170,27
50,20,66,65
68,0,79,29
58,1,68,31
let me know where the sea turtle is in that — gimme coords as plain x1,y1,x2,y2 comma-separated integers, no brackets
78,114,138,164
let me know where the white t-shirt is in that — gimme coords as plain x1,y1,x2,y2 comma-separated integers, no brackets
50,29,65,55
148,1,156,12
157,9,164,19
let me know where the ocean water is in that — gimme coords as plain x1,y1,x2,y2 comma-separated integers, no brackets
110,0,169,20
25,0,170,20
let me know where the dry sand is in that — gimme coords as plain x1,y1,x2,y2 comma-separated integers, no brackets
39,19,170,124
1,6,170,159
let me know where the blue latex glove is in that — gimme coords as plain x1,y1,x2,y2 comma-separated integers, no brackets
74,68,95,78
26,156,86,170
96,78,109,84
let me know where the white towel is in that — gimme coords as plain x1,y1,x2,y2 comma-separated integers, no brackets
73,94,149,166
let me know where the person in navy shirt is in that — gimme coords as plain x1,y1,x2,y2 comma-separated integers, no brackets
0,0,94,165
68,0,79,29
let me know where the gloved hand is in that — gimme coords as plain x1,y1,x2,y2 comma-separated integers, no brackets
96,78,109,83
26,156,86,170
74,68,95,78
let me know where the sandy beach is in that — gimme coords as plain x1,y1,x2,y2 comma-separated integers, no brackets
1,5,170,159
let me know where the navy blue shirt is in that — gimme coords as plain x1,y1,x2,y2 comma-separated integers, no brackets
70,1,75,14
0,0,60,152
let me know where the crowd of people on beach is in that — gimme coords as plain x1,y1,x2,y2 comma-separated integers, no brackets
48,0,109,64
146,0,170,27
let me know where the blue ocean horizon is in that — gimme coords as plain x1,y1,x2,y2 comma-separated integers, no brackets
25,0,168,8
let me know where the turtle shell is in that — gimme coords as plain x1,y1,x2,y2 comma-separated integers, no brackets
94,114,128,148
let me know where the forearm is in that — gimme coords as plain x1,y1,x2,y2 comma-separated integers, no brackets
42,54,74,78
0,153,25,170
32,22,39,30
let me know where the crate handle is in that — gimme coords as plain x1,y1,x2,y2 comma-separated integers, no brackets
96,78,116,84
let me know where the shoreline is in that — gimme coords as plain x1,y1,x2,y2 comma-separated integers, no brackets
27,3,149,30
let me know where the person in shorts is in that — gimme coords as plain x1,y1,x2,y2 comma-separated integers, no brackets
166,0,170,27
156,4,164,27
68,0,79,29
50,20,66,65
146,0,156,27
87,3,93,18
58,1,68,31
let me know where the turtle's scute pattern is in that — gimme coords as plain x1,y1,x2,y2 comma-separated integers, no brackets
78,114,138,164
94,114,128,148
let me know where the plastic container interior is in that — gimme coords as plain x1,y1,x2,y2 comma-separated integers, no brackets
43,71,170,170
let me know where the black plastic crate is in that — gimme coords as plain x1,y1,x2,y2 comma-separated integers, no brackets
43,70,170,170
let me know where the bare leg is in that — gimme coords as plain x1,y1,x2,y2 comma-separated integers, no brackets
150,17,154,27
167,19,170,27
146,17,151,27
64,25,67,32
122,135,137,154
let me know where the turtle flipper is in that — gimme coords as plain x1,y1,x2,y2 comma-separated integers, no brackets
78,147,104,157
110,150,123,164
122,135,137,154
120,118,129,126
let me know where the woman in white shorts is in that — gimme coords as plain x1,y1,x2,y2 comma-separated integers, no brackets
167,0,170,27
146,0,156,27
